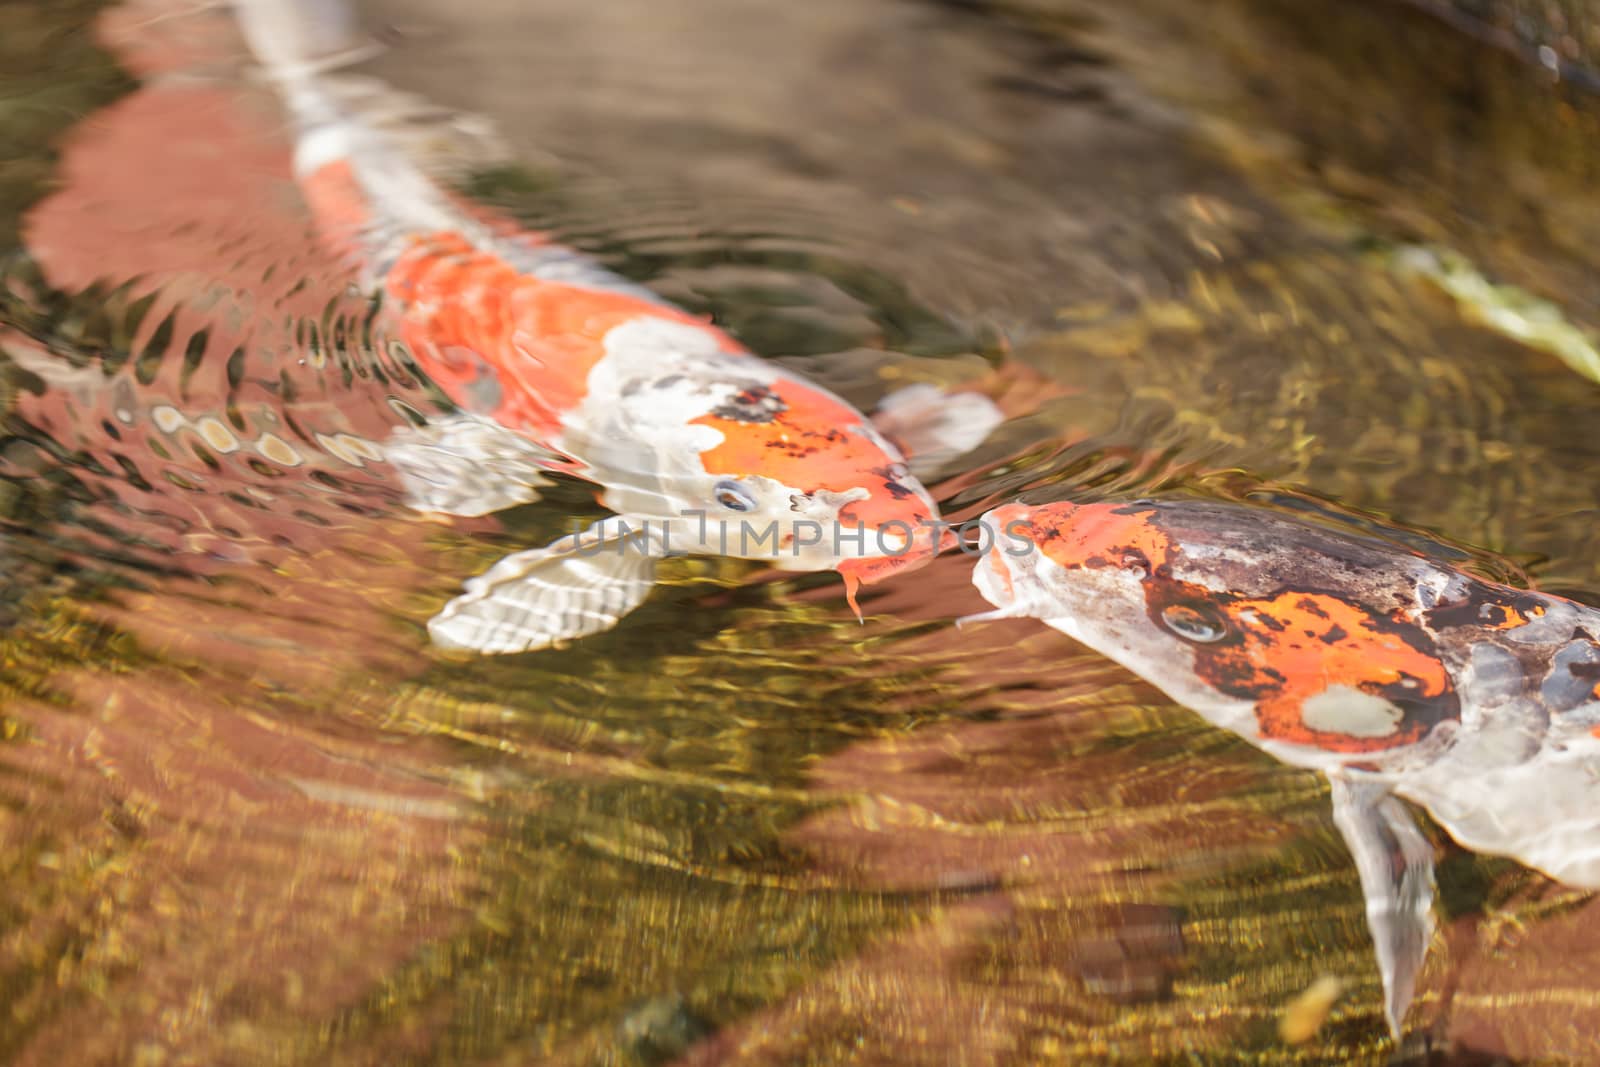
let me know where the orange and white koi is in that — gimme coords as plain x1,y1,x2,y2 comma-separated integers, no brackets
232,0,999,653
966,498,1600,1037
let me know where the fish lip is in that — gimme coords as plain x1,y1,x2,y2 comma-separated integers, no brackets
956,531,1035,628
836,546,934,577
966,505,1038,617
834,530,943,584
834,536,943,620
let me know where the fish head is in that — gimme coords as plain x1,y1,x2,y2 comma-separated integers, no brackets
685,372,947,597
575,318,948,604
971,500,1163,622
973,499,1461,758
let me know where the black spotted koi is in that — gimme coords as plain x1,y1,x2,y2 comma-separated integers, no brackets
966,497,1600,1037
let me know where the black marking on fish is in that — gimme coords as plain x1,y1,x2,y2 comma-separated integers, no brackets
1541,640,1600,712
1297,597,1330,619
869,465,917,500
1423,584,1545,631
712,384,787,424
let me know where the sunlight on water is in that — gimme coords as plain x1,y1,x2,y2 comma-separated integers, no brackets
1,0,1599,1063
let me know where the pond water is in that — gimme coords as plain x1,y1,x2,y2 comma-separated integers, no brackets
2,0,1599,1063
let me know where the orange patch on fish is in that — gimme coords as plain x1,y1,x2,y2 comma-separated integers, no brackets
1156,586,1458,753
385,233,737,439
1489,602,1546,630
1024,502,1175,577
693,384,888,488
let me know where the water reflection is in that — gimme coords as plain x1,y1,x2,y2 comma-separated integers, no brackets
1,0,1599,1063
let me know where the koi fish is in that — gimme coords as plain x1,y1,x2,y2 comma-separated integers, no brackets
965,497,1600,1037
231,0,1000,653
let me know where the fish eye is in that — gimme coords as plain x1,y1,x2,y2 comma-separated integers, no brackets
1159,602,1230,643
714,480,756,512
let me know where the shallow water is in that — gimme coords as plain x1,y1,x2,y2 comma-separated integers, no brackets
2,0,1600,1063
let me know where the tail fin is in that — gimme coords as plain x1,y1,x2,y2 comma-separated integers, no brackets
229,0,511,281
230,0,380,80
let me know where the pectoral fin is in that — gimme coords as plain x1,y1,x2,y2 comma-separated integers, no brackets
871,383,1004,481
1327,772,1436,1040
385,412,560,517
233,0,385,78
428,517,667,654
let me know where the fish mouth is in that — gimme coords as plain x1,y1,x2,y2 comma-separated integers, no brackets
835,538,938,584
957,507,1033,626
981,530,1017,604
833,522,948,618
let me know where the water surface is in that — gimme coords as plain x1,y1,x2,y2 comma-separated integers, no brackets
2,0,1599,1062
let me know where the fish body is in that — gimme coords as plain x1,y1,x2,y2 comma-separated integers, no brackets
969,497,1600,1036
233,0,997,652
